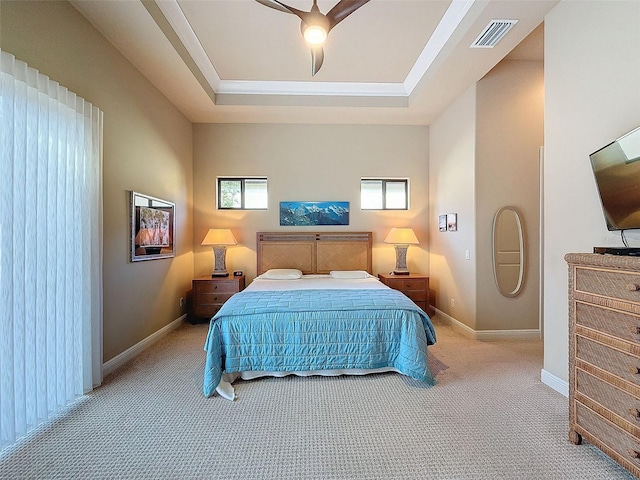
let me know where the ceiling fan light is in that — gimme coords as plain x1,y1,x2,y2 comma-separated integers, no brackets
303,25,327,45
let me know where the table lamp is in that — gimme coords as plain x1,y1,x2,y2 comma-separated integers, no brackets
201,229,237,277
384,227,419,275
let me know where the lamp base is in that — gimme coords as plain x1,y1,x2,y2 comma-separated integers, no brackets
393,245,410,276
211,246,229,278
392,270,410,275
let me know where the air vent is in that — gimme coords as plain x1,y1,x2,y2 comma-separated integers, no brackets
471,20,518,48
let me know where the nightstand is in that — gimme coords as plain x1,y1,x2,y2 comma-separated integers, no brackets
378,273,429,313
189,275,245,324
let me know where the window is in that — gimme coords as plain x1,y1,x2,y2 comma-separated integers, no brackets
361,178,409,210
218,177,268,209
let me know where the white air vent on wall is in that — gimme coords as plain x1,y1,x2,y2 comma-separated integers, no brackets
471,20,518,48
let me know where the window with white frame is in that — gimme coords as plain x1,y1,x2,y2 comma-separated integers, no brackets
217,177,268,209
360,178,409,210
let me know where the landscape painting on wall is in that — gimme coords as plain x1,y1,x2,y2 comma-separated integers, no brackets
280,201,350,226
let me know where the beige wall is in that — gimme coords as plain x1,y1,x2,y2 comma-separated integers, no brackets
1,1,194,362
544,1,640,383
429,58,543,333
476,59,543,331
429,86,477,328
192,124,429,281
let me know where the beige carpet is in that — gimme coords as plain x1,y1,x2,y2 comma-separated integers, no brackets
0,316,635,479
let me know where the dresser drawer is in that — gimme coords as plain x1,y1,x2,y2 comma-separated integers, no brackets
576,302,640,344
576,266,640,304
568,254,640,478
576,402,640,476
577,336,640,387
576,370,640,429
194,281,239,294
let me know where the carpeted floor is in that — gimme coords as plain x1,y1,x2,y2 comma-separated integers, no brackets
0,316,635,479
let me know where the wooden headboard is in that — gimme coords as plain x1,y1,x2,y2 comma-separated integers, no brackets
256,232,373,275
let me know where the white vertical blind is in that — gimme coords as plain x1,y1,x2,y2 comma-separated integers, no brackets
0,49,103,450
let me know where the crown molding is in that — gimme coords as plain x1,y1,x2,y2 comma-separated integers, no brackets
152,0,477,107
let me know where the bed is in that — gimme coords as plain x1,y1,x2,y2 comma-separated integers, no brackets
203,232,436,400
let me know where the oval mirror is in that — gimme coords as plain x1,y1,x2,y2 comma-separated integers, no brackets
492,207,525,297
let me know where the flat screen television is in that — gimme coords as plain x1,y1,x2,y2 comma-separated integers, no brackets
589,125,640,231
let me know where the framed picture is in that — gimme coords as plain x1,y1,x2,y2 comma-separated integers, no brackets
447,213,458,232
439,214,447,232
279,201,349,226
130,191,176,262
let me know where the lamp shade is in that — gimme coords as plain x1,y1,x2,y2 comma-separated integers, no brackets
201,229,237,246
384,228,419,245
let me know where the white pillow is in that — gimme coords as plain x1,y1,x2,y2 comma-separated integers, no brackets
329,270,372,279
259,268,303,280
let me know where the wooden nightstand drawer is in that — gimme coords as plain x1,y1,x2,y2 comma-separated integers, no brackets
196,292,234,305
404,289,428,302
190,275,245,323
193,303,224,318
384,277,427,293
378,273,429,313
194,281,239,294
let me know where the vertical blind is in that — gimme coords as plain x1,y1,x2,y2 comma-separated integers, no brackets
0,50,103,450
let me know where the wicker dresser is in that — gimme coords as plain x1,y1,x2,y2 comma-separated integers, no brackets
566,253,640,477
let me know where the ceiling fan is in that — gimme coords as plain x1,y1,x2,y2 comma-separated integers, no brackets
255,0,371,76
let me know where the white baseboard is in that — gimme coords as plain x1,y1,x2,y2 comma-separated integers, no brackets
103,314,187,378
541,368,569,397
434,308,541,341
475,329,541,341
434,309,476,338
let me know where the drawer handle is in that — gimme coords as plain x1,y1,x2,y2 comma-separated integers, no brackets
627,283,640,292
630,408,640,420
628,449,640,459
630,366,640,375
635,327,640,336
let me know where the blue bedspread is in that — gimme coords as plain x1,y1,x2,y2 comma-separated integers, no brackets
203,288,437,397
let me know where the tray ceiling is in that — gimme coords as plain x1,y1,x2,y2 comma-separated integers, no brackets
71,0,556,125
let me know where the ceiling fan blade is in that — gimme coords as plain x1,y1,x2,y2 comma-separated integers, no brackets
254,0,306,18
326,0,370,31
310,46,324,76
